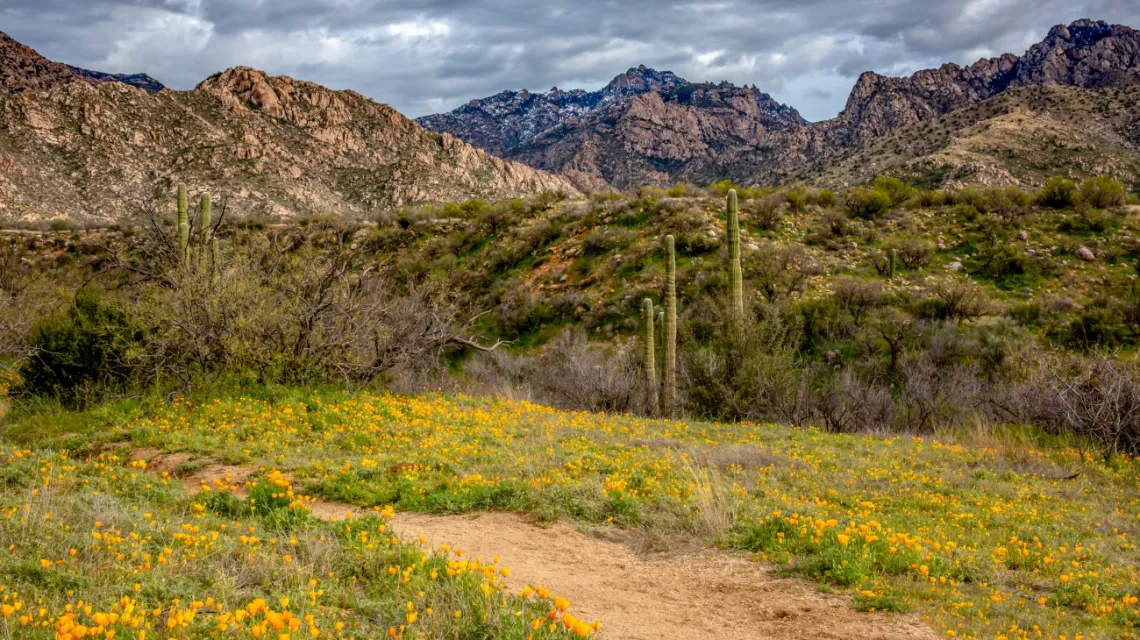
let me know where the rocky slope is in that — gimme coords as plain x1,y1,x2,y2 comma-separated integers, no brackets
421,20,1140,189
802,83,1140,188
0,32,82,97
0,36,577,223
419,66,806,189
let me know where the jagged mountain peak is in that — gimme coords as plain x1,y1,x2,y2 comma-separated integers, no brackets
417,65,805,182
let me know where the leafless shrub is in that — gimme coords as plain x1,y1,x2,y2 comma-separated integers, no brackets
744,243,820,304
809,370,895,434
932,278,989,323
744,194,785,231
896,360,984,432
1041,356,1140,459
531,330,644,414
833,277,882,326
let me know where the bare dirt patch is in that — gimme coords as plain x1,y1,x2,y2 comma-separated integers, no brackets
390,512,937,640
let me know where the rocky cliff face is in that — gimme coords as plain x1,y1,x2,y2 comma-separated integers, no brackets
0,47,577,222
419,66,806,188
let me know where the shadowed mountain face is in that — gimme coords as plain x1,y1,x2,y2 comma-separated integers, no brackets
420,20,1140,190
68,66,166,93
0,34,577,222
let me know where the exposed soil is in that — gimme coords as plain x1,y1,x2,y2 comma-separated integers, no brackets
138,451,937,640
389,512,937,640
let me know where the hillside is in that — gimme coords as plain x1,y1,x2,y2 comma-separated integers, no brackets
0,37,577,223
420,20,1140,190
795,84,1140,188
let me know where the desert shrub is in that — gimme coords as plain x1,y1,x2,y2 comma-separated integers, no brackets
744,243,819,303
1054,305,1123,351
832,277,882,326
986,186,1031,225
17,293,142,404
1032,356,1140,458
886,236,935,269
809,370,895,433
844,187,892,219
747,194,785,231
582,227,636,255
531,329,644,414
930,278,989,323
872,177,914,206
1079,174,1126,209
681,299,803,422
950,186,991,213
1037,176,1079,209
912,189,948,208
815,189,837,208
784,184,809,213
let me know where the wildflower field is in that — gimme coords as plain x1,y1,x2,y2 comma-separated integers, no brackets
0,442,596,639
3,389,1139,639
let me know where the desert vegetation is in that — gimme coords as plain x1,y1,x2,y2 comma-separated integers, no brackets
3,174,1140,639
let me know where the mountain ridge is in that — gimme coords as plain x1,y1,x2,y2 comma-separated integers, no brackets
419,19,1140,189
0,40,577,222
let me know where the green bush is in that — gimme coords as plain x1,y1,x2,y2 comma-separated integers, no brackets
17,294,142,404
1037,176,1079,209
1055,307,1124,351
1079,175,1126,210
844,187,892,219
815,189,837,208
872,177,914,206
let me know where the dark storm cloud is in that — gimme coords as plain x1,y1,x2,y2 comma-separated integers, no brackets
4,0,1140,122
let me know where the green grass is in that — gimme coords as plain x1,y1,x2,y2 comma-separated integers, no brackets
4,388,1138,639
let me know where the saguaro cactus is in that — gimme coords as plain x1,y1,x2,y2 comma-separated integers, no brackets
210,237,221,276
727,188,744,320
663,234,677,418
642,298,658,415
177,183,189,262
199,193,211,247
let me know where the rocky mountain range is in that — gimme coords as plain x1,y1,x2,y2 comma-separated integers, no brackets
420,19,1140,189
0,33,576,222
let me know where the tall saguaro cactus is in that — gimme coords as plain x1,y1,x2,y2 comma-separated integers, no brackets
726,189,744,321
176,183,189,263
642,298,658,416
663,234,677,418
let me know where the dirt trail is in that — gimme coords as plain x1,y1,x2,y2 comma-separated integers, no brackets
390,512,936,640
131,451,937,640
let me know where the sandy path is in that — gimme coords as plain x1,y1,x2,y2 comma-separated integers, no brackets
136,451,937,640
389,512,937,640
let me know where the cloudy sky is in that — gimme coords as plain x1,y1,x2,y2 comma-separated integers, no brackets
4,1,1140,122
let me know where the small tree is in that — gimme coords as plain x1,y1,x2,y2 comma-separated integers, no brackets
1079,174,1126,209
1037,176,1078,209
